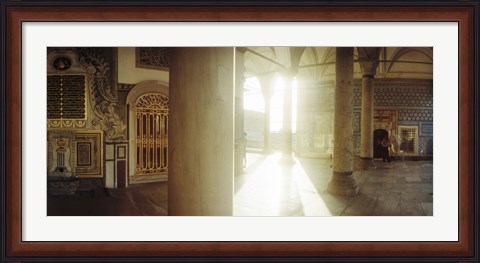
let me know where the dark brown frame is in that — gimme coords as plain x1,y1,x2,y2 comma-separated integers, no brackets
2,2,478,261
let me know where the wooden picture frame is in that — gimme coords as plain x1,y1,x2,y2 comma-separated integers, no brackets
1,1,478,261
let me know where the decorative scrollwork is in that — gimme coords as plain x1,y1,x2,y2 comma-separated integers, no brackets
77,48,126,141
135,93,169,110
48,119,86,128
137,47,170,69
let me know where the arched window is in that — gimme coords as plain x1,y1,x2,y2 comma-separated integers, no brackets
135,93,169,176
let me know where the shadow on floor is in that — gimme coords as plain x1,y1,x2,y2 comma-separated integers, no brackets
48,181,168,216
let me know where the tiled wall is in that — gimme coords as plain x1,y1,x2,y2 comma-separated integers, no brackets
352,79,433,156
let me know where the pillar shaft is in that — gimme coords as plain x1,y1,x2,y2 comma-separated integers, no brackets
258,74,274,155
357,55,379,170
234,50,245,175
328,47,358,196
263,97,272,154
168,47,234,215
282,74,293,156
360,76,374,159
332,48,354,172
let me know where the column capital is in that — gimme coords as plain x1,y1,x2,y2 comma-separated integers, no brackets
357,47,381,78
358,59,379,78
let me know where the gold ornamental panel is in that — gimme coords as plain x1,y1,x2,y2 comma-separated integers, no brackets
135,93,169,176
47,74,87,128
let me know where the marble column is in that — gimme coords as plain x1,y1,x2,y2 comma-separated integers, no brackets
281,71,295,163
327,47,359,196
235,48,246,175
168,47,234,215
359,60,378,169
258,74,274,155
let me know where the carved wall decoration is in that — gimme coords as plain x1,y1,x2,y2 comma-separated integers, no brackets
48,130,75,177
47,48,85,74
76,142,92,166
135,93,169,109
136,47,170,70
74,131,103,177
53,56,72,70
48,119,87,128
47,74,86,120
373,109,398,132
48,130,103,178
77,48,126,141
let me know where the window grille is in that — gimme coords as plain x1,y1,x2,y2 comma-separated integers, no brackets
135,93,169,176
398,126,418,155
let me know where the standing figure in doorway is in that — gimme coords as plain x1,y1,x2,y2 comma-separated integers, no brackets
381,136,392,163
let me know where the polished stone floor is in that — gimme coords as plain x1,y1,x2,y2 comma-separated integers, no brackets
48,152,433,216
234,152,433,216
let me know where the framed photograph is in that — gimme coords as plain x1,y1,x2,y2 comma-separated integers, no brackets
1,1,478,261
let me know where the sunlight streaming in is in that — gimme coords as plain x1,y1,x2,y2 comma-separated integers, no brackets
270,77,297,133
243,77,264,113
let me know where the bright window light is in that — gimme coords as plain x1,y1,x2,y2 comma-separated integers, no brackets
243,77,264,113
270,77,297,133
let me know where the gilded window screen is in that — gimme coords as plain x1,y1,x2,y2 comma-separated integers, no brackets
399,126,418,155
135,93,169,176
47,75,86,119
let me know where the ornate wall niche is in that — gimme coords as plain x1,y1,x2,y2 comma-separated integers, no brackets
74,131,103,177
47,48,85,74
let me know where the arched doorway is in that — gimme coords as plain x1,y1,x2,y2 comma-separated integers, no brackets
126,81,169,184
373,129,389,158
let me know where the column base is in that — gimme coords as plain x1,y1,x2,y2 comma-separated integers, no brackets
279,152,295,165
327,171,359,197
354,156,376,170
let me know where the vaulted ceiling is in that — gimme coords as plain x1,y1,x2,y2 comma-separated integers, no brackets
243,47,433,81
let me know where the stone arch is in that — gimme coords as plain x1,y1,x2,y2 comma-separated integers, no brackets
386,47,433,74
